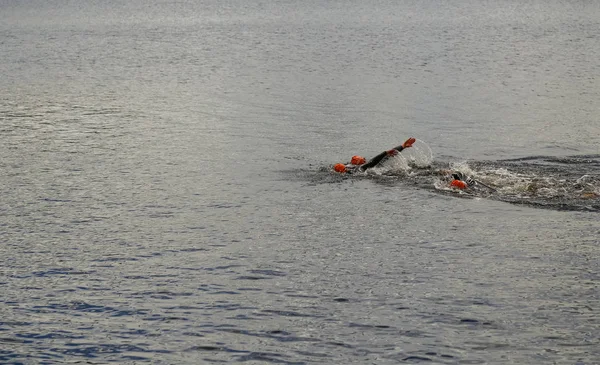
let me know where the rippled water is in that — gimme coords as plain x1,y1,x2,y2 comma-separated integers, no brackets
1,0,599,364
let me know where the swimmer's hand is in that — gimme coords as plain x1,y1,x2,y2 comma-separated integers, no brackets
402,137,416,149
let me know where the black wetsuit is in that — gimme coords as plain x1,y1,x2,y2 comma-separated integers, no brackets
358,143,408,171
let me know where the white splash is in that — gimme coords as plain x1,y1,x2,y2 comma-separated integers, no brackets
401,138,434,168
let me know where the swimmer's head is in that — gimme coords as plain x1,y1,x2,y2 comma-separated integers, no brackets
334,163,347,173
450,179,468,189
351,155,366,165
452,172,465,181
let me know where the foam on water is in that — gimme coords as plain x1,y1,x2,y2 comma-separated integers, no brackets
369,139,434,175
399,139,434,168
375,155,410,174
318,153,600,211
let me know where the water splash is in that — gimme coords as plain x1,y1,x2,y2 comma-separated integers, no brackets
370,139,433,175
309,143,600,211
400,139,434,168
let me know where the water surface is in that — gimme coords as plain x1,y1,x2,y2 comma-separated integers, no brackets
1,0,599,364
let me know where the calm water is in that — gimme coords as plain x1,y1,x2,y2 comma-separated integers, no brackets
1,1,599,364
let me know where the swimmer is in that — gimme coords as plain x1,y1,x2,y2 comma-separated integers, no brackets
333,138,496,192
333,137,416,174
447,171,496,191
448,171,475,190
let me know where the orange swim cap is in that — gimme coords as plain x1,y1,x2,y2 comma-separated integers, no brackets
334,163,347,173
351,155,366,165
450,180,468,189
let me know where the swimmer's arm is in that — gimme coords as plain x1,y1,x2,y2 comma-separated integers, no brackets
359,137,416,171
359,150,396,170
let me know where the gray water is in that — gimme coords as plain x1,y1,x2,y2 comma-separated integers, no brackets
1,1,599,364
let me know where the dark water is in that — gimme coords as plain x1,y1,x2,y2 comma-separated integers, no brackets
1,1,599,364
